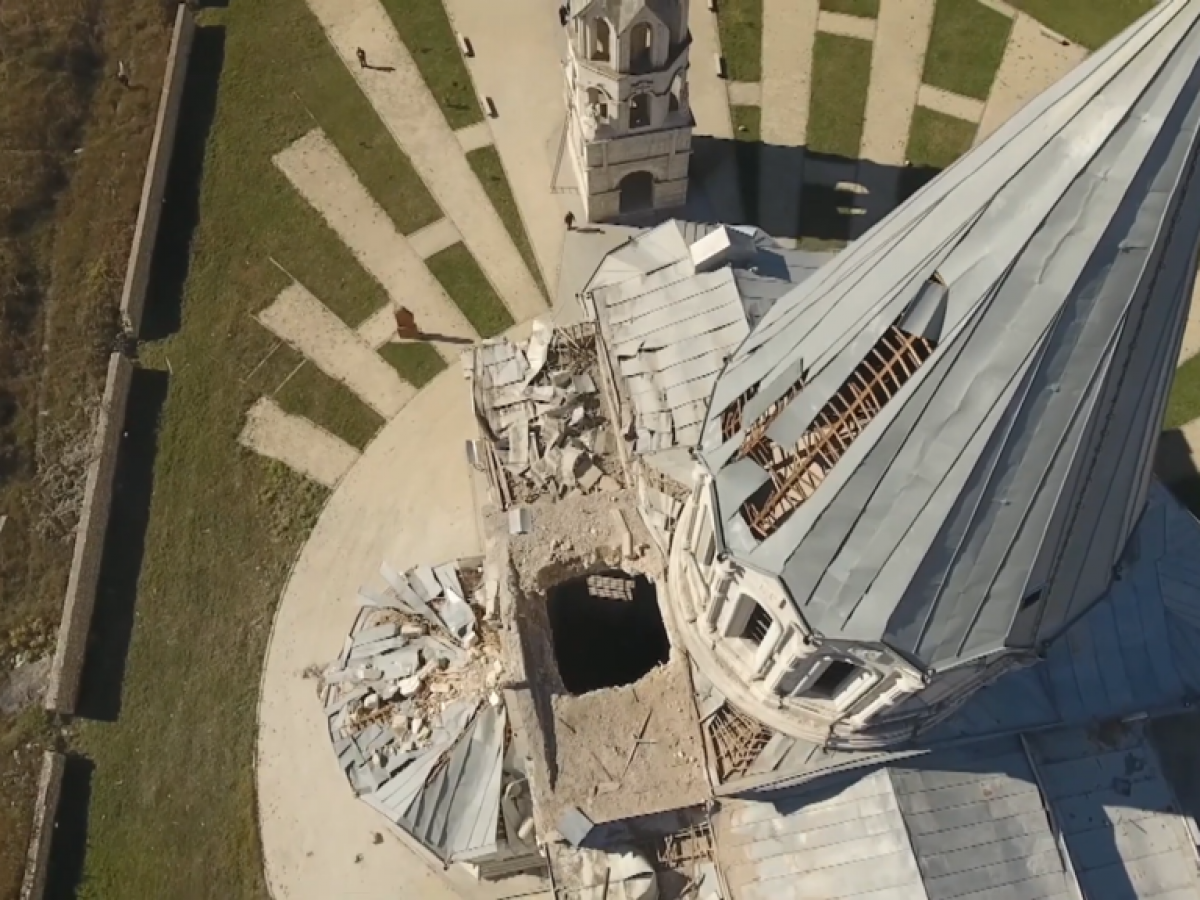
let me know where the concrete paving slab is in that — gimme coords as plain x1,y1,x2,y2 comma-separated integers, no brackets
976,0,1015,15
818,10,878,39
976,13,1087,144
256,369,491,900
239,397,361,487
274,131,475,364
257,282,414,419
689,2,735,138
726,81,761,105
441,0,570,291
408,218,462,260
357,306,401,349
760,0,819,238
917,84,985,122
454,120,493,153
861,0,935,166
304,0,544,324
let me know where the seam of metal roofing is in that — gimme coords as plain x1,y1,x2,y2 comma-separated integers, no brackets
697,0,1200,669
718,486,1200,799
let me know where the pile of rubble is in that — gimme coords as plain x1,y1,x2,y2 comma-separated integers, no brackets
321,558,505,795
470,320,622,505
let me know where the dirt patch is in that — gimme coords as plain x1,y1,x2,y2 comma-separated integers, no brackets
493,489,707,833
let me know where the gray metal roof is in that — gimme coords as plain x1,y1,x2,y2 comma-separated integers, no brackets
699,0,1200,670
588,221,831,454
719,724,1200,900
714,483,1200,791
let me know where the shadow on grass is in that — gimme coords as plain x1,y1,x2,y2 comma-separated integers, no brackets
43,754,93,900
140,25,226,341
689,137,942,245
74,368,170,723
1156,428,1200,517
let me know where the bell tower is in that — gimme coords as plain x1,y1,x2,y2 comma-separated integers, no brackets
563,0,693,222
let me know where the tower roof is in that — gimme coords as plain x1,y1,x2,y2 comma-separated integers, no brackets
698,0,1200,670
569,0,683,36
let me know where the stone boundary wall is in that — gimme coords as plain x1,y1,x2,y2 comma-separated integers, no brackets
120,3,196,333
45,3,195,715
19,752,65,900
43,353,133,714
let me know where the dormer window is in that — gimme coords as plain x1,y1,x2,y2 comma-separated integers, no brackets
803,659,860,700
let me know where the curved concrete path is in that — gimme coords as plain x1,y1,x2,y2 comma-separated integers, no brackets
257,369,480,900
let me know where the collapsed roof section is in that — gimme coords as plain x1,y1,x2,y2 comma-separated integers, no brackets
699,0,1200,671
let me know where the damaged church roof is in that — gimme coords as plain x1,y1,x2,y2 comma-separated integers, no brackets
699,0,1200,671
586,221,831,455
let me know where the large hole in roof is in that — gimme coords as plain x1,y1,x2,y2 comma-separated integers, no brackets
546,570,669,695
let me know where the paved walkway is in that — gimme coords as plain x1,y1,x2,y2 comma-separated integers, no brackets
442,0,570,293
977,13,1087,143
257,367,550,900
861,0,935,167
274,130,477,363
239,397,361,488
304,0,544,323
759,0,819,237
257,283,414,418
689,2,735,140
918,84,985,122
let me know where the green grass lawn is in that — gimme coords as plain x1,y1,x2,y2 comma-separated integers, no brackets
1009,0,1154,50
467,145,547,300
923,0,1011,101
427,243,514,338
379,0,482,129
807,33,872,158
906,106,978,170
820,0,880,16
377,341,448,388
65,0,474,893
1165,354,1200,432
716,0,764,82
731,105,762,223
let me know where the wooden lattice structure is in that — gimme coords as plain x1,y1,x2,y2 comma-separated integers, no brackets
719,383,758,441
655,819,714,868
737,322,936,539
706,702,772,781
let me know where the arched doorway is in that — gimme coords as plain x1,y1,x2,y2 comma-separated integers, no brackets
619,171,655,214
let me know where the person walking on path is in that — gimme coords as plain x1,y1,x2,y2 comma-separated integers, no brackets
356,47,368,69
117,60,131,88
564,211,576,231
394,306,420,340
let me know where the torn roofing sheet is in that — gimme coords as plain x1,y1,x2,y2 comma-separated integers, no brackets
718,723,1200,900
698,0,1200,670
588,221,832,455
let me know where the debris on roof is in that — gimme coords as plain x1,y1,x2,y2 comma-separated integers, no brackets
470,320,623,508
321,557,541,870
